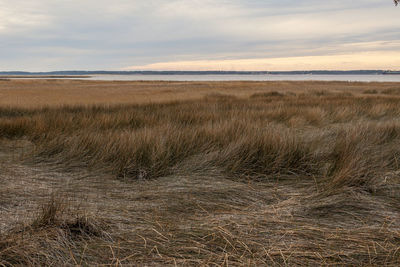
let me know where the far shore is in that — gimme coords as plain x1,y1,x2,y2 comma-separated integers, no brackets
0,75,91,79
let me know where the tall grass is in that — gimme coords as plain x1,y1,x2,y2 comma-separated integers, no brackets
1,93,400,186
1,82,400,265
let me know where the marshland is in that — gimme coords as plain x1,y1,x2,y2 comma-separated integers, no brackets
1,79,400,266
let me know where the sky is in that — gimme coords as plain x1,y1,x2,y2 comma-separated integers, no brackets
0,0,399,71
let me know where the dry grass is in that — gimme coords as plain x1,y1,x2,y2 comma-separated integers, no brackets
1,80,400,266
1,79,400,108
0,197,110,266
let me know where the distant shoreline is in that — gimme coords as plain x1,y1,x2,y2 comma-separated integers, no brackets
0,75,91,79
1,70,400,76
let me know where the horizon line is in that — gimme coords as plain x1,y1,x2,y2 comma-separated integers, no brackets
1,70,400,73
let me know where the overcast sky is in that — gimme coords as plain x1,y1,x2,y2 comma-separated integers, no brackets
0,0,399,71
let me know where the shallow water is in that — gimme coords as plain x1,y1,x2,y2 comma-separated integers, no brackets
5,74,400,82
85,74,400,82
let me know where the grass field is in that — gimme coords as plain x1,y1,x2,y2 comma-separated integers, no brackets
1,80,400,266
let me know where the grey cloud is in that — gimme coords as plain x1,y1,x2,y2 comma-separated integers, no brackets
0,0,398,70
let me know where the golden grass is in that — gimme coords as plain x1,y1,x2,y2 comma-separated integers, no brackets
1,79,400,107
1,80,400,265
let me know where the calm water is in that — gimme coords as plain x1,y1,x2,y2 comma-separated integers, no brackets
85,74,400,82
5,74,400,82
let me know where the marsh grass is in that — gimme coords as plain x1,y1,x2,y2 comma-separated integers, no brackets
382,87,400,95
1,81,400,265
250,91,285,98
0,197,109,266
3,94,399,182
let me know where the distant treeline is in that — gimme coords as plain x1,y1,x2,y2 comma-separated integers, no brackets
0,70,399,75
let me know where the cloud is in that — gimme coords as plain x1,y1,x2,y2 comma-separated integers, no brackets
0,2,51,33
124,51,400,71
0,0,399,71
